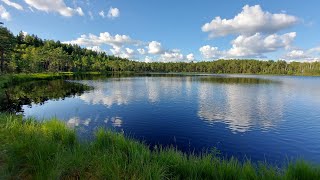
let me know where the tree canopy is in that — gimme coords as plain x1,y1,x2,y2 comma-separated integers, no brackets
0,25,16,72
1,26,319,75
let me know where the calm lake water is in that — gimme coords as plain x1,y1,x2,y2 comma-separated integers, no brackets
6,74,320,164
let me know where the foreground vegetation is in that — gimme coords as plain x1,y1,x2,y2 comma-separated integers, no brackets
1,24,320,179
1,24,320,75
0,114,319,179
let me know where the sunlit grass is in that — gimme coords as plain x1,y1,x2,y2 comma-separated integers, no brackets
0,114,319,179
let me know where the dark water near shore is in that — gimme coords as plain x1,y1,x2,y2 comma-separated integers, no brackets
4,74,320,164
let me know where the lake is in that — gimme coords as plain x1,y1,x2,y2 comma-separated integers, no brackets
5,74,320,165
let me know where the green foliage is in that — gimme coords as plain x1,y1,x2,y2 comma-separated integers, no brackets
0,25,16,72
1,25,320,75
0,114,319,179
0,26,16,53
8,32,128,73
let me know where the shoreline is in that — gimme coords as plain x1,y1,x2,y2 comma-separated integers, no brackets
0,114,319,179
1,73,320,179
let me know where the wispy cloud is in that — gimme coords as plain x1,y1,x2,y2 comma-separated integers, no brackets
1,0,23,10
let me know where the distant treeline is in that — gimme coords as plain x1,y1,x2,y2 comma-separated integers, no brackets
1,25,320,75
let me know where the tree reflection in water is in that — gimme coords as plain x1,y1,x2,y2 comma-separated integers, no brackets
0,80,92,113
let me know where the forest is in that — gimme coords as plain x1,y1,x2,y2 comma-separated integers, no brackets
1,24,320,179
1,24,320,75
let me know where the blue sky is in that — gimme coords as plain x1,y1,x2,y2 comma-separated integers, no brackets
1,0,320,62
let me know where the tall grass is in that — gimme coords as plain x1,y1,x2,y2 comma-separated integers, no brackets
0,114,319,179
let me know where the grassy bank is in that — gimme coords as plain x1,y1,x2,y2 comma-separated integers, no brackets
0,114,319,179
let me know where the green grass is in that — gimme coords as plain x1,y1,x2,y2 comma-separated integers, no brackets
0,114,319,179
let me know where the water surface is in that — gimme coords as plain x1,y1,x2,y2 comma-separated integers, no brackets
6,74,320,164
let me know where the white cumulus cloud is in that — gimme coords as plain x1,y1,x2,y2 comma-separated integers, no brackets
186,53,195,61
107,7,119,19
0,5,10,21
99,10,105,18
148,41,163,54
159,50,184,62
309,47,320,54
24,0,84,17
137,48,146,55
144,56,153,63
1,0,23,10
282,47,320,62
87,46,103,52
22,31,28,36
110,47,136,59
63,32,142,49
283,50,308,60
126,48,134,54
75,7,84,16
199,32,296,59
64,32,197,61
110,46,121,56
227,32,296,58
202,5,298,37
199,45,222,59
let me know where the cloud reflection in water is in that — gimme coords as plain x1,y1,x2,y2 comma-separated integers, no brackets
197,80,284,133
77,76,283,133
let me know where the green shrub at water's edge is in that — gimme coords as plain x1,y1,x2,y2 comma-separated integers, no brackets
0,114,319,179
